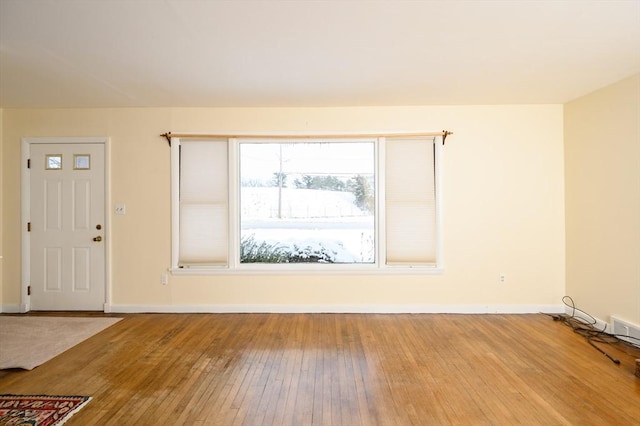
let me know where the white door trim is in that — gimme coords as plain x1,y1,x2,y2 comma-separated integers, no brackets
21,137,111,313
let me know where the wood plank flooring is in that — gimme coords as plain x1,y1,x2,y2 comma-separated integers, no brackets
1,313,639,425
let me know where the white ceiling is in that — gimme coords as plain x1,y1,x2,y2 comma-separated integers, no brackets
0,0,639,108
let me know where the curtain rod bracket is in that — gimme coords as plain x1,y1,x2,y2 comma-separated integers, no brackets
161,132,172,146
442,130,452,145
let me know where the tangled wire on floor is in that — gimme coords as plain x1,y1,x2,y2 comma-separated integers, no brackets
546,296,640,365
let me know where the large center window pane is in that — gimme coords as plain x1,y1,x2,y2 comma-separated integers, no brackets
240,142,375,264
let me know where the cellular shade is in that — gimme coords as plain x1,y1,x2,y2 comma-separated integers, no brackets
385,137,436,264
179,140,228,265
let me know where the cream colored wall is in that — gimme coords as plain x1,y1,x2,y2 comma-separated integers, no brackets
565,74,640,324
0,108,3,310
1,105,566,311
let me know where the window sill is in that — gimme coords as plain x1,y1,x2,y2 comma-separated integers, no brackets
170,265,443,276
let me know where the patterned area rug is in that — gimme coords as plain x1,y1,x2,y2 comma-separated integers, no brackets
0,394,91,426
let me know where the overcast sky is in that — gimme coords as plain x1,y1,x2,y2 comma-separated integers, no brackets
240,142,374,181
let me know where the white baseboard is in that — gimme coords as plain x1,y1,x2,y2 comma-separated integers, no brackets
0,304,22,314
110,303,565,314
563,305,611,332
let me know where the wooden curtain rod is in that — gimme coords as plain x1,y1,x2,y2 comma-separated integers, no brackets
161,131,452,146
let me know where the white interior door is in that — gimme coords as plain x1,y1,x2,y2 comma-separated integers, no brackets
30,143,106,310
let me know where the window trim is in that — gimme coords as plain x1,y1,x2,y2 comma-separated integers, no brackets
170,134,444,275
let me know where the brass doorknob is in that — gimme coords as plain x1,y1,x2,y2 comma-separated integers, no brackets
93,236,103,242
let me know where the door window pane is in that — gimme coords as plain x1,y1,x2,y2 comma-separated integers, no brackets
74,154,91,170
45,154,62,170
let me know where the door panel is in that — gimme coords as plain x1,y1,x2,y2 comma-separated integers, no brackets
73,247,91,291
30,143,105,310
73,180,91,230
44,247,62,291
45,180,62,230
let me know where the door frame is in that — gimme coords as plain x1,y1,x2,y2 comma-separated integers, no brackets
21,137,111,313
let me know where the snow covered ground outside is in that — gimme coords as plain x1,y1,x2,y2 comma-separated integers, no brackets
241,187,368,219
241,187,375,263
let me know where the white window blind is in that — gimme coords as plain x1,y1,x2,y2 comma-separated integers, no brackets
179,140,228,265
385,137,437,265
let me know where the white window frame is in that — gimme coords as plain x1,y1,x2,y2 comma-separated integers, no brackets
171,135,443,275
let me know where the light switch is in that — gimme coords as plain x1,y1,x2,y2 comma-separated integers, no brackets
115,204,126,215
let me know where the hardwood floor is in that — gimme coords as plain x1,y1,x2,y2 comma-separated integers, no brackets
1,313,639,425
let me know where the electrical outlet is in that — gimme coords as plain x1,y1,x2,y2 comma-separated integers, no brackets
499,274,506,284
115,204,126,215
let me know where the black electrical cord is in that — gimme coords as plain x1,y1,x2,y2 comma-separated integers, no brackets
545,296,640,365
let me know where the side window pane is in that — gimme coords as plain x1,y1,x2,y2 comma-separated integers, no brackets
240,142,375,264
